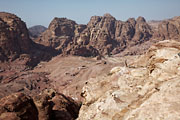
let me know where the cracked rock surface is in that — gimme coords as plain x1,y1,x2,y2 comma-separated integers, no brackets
77,40,180,120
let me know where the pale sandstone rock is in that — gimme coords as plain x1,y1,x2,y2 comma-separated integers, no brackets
77,40,180,120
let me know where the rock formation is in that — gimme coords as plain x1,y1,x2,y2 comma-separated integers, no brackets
0,12,32,61
35,17,99,57
0,89,80,120
35,14,180,57
0,92,38,120
77,40,180,120
36,13,153,57
28,25,47,39
0,12,58,65
35,18,77,48
154,16,180,41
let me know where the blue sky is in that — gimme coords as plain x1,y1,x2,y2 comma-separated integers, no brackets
0,0,180,27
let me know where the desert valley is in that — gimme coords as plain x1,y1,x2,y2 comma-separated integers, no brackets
0,11,180,120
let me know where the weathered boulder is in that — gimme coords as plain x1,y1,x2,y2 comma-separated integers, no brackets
0,93,38,120
0,89,81,120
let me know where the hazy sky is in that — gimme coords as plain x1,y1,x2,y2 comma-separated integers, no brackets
0,0,180,27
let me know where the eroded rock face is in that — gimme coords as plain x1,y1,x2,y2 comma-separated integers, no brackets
36,14,180,57
35,17,98,57
0,12,32,61
36,14,153,57
0,12,58,67
83,15,153,55
51,93,80,120
35,18,77,49
0,12,59,98
0,93,38,120
0,89,81,120
77,40,180,120
153,16,180,41
33,89,81,120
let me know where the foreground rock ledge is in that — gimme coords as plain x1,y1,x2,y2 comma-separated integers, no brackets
77,40,180,120
0,89,80,120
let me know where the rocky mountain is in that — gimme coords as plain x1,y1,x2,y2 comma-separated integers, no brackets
35,13,154,57
0,12,59,99
0,12,59,100
0,12,58,65
28,25,47,39
34,17,98,57
35,14,180,57
78,40,180,120
1,11,180,120
154,16,180,41
0,12,32,61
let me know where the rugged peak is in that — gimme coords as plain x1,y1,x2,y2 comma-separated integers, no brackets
136,16,146,23
88,14,116,27
0,12,32,61
87,16,102,27
103,13,116,21
47,17,77,37
50,17,76,24
103,13,114,18
0,12,21,21
48,17,77,29
127,18,136,25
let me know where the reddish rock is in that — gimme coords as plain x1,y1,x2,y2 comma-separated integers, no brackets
35,17,77,48
78,14,153,55
0,90,81,120
0,93,38,120
0,113,21,120
0,12,58,67
0,12,32,61
36,13,154,57
34,89,81,120
33,93,53,120
51,93,80,120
